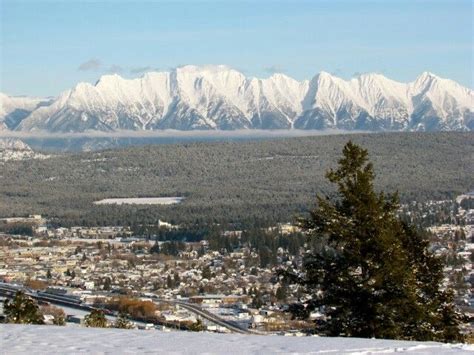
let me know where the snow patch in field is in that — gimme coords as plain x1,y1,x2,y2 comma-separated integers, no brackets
93,197,184,205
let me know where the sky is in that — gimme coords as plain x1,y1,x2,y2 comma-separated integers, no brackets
0,0,472,97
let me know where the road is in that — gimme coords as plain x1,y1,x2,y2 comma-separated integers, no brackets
0,283,95,312
166,299,251,334
0,282,253,334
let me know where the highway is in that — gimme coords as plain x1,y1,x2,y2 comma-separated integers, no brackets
166,299,251,334
0,282,253,334
0,283,95,312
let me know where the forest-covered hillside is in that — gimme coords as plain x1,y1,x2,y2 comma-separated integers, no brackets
0,132,472,227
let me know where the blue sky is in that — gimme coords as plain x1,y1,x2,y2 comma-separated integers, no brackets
1,0,472,96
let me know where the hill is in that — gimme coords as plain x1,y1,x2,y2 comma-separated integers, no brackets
0,132,472,227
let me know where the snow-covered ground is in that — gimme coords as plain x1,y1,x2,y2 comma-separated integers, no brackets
0,149,50,162
93,197,184,205
1,324,473,354
0,138,50,162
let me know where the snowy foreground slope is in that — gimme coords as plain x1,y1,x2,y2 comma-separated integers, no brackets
1,325,473,354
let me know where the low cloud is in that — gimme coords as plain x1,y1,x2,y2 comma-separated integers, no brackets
263,65,285,74
78,61,161,75
107,65,124,74
130,66,154,74
0,129,367,140
78,59,102,71
78,59,124,74
331,68,344,76
353,70,387,78
353,71,369,77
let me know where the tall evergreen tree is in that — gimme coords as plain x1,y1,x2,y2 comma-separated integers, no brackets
166,274,174,289
275,284,287,302
201,265,212,280
150,240,160,254
288,141,464,342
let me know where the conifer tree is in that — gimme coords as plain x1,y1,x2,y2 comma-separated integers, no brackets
275,284,287,302
290,141,464,342
166,274,174,288
84,309,108,328
150,241,160,254
4,291,44,324
188,319,205,332
113,312,133,329
201,265,212,280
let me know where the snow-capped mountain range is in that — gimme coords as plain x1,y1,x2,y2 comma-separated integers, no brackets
0,93,53,131
1,65,473,132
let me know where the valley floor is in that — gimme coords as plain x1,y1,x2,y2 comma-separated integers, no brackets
1,324,473,354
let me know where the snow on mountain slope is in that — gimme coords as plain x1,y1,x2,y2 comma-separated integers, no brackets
13,66,474,132
353,73,411,129
297,71,369,129
254,73,309,128
0,93,53,130
2,324,473,354
408,72,474,131
163,65,251,129
17,73,173,132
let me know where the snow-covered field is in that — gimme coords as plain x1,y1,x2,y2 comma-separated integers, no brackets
1,324,473,354
93,197,184,205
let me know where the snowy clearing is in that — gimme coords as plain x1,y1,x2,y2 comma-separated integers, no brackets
93,197,184,205
1,324,473,354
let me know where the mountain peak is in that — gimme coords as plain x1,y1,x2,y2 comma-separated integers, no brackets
94,73,124,87
419,71,438,79
269,72,289,79
71,82,95,95
357,72,386,80
268,72,297,84
313,72,344,88
414,71,440,86
410,72,444,95
317,71,335,79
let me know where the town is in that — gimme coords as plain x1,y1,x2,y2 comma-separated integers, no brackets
1,192,473,336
